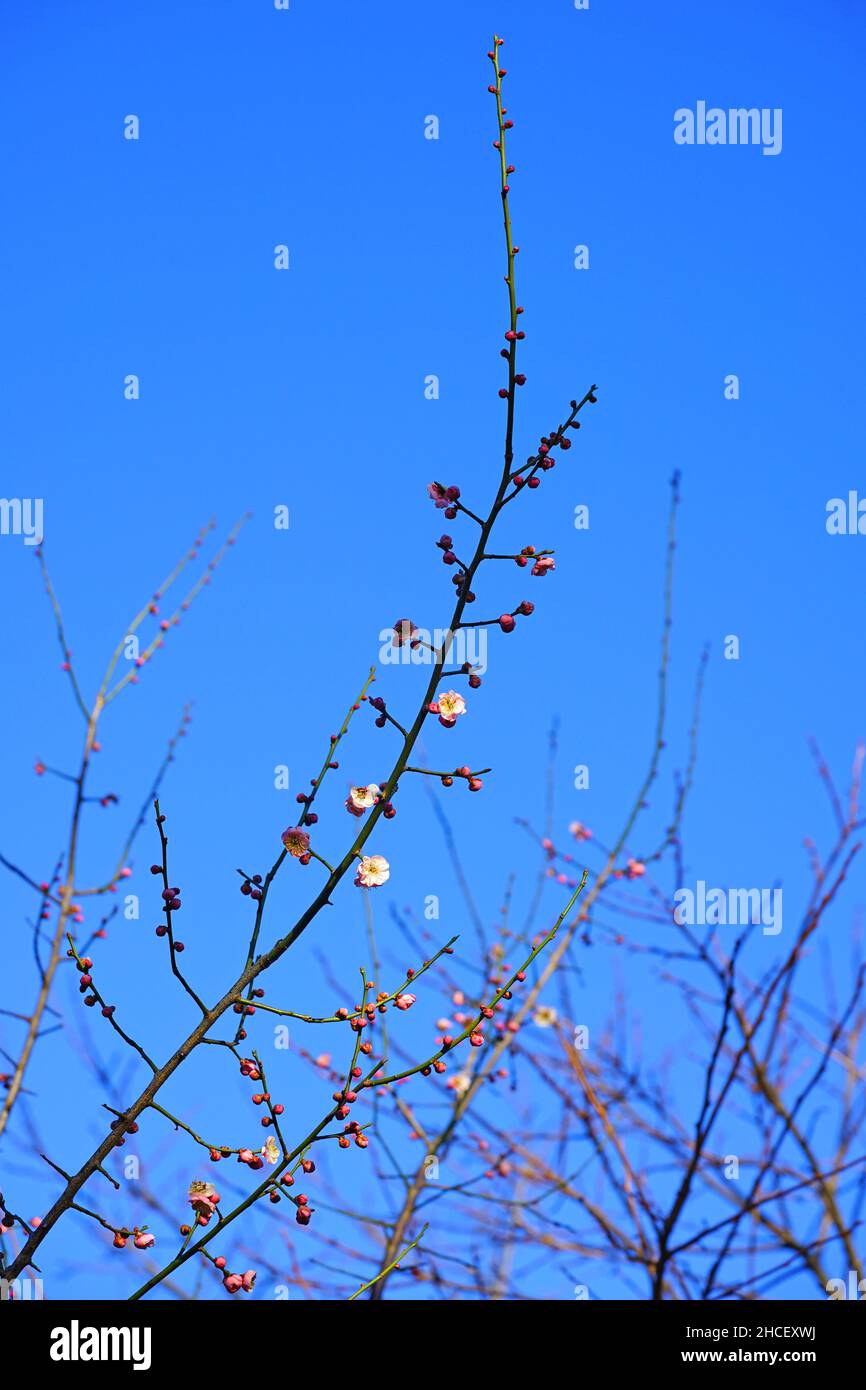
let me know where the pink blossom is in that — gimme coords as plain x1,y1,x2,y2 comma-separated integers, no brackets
281,826,310,858
347,784,381,812
435,690,467,728
354,855,390,889
394,993,417,1011
188,1180,219,1218
427,482,449,508
133,1231,155,1249
569,821,592,842
241,1269,257,1291
223,1272,244,1294
531,556,555,577
626,858,646,880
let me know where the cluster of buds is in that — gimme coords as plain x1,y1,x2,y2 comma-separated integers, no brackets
294,782,321,828
368,693,391,728
151,874,182,911
107,1115,139,1149
392,617,420,649
427,482,461,518
69,951,116,1020
440,765,484,793
498,599,535,634
239,873,263,901
221,1267,257,1294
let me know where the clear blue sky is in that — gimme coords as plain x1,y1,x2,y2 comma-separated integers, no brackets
1,0,865,1299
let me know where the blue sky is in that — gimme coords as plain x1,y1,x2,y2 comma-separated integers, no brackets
1,0,865,1299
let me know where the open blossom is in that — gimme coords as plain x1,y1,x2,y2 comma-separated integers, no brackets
569,821,592,842
531,556,555,577
626,858,646,880
241,1269,257,1291
133,1231,155,1249
394,993,417,1011
355,855,390,888
347,783,381,813
262,1136,280,1165
434,690,467,728
188,1180,219,1218
281,826,310,858
533,1005,558,1028
428,482,449,508
448,1072,472,1096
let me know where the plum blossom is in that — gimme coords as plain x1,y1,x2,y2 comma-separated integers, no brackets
355,855,390,888
626,858,646,880
533,1005,558,1028
133,1231,155,1249
433,690,467,728
428,482,449,508
531,556,555,577
188,1180,219,1219
223,1272,244,1294
281,826,310,858
346,783,381,815
262,1135,280,1166
568,821,592,843
394,993,417,1011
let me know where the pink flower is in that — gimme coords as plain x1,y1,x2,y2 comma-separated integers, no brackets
241,1269,257,1291
435,690,466,728
626,858,645,880
315,1053,331,1068
531,556,555,577
569,821,592,842
427,482,449,508
354,855,390,888
394,993,417,1011
237,1148,255,1165
281,826,310,858
133,1231,155,1249
347,784,381,813
188,1180,219,1218
223,1272,244,1294
392,619,418,648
